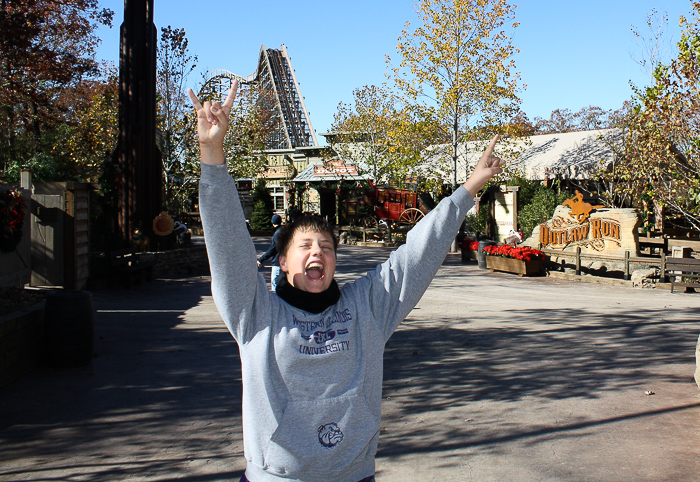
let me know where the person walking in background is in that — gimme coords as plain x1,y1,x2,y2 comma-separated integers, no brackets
287,205,302,224
257,214,283,291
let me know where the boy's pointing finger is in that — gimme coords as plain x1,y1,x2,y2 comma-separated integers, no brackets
484,134,500,158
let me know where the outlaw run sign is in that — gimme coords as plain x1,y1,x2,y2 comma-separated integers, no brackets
527,190,640,256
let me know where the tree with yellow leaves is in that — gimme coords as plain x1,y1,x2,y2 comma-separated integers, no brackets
388,0,523,189
331,84,445,185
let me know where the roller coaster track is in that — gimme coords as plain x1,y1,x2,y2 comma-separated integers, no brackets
198,44,317,150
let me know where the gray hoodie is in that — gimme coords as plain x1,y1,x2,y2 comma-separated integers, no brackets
199,163,475,482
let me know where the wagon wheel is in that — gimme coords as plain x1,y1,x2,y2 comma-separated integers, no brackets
361,217,378,228
399,208,424,227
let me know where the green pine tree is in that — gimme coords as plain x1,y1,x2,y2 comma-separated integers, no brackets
252,179,273,212
250,179,274,231
251,200,274,231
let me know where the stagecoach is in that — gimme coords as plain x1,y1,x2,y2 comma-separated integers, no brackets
344,182,436,230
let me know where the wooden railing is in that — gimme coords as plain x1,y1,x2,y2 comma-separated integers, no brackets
544,229,700,283
337,225,390,243
543,247,666,281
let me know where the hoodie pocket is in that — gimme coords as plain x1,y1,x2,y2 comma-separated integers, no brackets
262,393,379,477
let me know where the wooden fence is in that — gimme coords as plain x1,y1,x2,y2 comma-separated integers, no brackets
1,172,91,289
543,246,697,282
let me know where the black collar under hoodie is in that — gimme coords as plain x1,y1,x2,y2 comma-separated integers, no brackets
275,276,340,314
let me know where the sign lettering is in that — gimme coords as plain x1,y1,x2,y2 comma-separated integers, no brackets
539,191,621,252
314,163,358,176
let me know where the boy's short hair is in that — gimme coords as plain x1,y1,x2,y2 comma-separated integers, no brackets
276,215,338,256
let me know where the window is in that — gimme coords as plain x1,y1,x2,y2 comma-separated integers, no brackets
271,186,285,212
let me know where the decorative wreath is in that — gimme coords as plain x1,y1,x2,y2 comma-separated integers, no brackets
0,189,26,253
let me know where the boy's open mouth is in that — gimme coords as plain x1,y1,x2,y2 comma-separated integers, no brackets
305,262,325,281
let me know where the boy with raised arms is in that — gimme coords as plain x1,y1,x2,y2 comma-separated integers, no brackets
188,82,503,482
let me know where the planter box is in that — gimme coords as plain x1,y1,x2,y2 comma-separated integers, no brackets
485,255,543,276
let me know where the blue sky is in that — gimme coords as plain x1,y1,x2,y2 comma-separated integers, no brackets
95,1,691,143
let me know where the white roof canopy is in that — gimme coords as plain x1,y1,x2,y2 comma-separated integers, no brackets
420,128,623,182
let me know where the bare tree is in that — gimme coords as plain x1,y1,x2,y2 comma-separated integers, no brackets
630,8,676,85
156,26,197,212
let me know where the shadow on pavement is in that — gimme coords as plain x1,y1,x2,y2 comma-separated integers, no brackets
379,302,700,459
0,277,245,481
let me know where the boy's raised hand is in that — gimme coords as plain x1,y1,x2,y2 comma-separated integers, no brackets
187,81,238,165
463,135,504,196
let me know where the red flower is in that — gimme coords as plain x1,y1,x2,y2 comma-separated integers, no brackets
0,189,26,253
482,244,544,261
460,239,480,251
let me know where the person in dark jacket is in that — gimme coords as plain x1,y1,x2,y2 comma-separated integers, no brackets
257,214,283,290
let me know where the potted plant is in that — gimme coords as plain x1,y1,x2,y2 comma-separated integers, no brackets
482,244,545,276
460,238,480,262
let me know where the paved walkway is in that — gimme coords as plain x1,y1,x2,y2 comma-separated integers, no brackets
2,241,700,481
